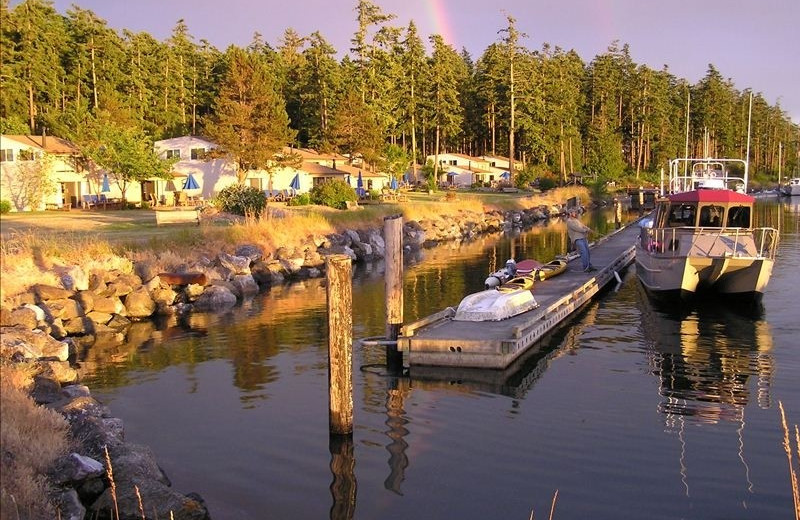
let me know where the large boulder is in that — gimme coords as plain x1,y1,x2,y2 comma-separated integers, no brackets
234,244,264,263
0,326,70,361
218,252,251,275
124,287,156,318
193,285,237,311
87,443,211,520
33,284,74,301
44,298,84,321
93,296,126,316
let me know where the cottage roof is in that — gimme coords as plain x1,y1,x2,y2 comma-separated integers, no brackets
2,135,80,155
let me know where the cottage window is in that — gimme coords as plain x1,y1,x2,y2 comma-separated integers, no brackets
165,149,180,159
0,149,13,162
18,149,37,161
190,148,206,160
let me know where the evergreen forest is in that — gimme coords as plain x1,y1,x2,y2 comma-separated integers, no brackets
2,0,797,188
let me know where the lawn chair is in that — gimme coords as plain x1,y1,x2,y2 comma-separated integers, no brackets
82,194,99,209
175,191,188,207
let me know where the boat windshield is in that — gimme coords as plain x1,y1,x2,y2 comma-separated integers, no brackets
667,203,696,227
726,205,751,228
698,205,724,227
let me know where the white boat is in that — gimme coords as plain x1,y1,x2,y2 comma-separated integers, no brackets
635,157,780,302
455,275,539,321
781,177,800,196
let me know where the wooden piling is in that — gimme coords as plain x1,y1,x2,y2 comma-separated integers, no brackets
384,214,404,371
326,254,353,435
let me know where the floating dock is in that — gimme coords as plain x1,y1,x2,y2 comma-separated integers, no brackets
396,223,640,369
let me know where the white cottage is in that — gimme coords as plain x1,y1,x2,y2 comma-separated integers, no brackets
153,136,240,205
0,134,90,211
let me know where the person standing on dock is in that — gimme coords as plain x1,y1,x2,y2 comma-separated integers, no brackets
567,209,595,272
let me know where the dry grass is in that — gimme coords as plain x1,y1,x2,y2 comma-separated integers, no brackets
1,187,588,307
0,363,72,519
1,229,134,305
779,401,800,519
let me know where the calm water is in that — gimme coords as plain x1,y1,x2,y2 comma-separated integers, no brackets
80,199,800,520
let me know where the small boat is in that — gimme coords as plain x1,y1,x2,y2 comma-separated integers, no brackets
454,275,538,322
635,157,780,302
484,258,567,288
459,257,569,321
533,259,568,281
484,259,540,288
781,177,800,196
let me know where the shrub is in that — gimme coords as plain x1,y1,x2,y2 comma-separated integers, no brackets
537,176,557,191
0,200,10,214
214,184,266,216
288,193,311,206
310,180,357,209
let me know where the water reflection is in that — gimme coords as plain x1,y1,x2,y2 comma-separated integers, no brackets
406,301,599,398
638,285,775,423
328,435,356,520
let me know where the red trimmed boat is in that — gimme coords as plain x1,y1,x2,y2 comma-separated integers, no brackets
635,158,779,301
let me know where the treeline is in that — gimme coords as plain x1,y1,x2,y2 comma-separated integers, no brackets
1,0,797,186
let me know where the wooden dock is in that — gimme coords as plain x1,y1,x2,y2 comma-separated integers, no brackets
396,223,640,369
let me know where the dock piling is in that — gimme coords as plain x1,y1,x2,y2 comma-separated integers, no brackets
384,214,404,372
326,254,353,435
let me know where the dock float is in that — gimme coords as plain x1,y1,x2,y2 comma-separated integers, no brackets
396,223,640,369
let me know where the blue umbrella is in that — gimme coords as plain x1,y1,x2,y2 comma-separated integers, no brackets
184,173,199,190
290,173,301,190
500,171,511,180
101,173,111,193
391,177,398,190
356,171,365,197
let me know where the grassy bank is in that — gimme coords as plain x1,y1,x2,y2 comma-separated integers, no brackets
0,187,586,307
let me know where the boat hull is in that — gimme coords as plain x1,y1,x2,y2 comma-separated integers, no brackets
635,243,774,301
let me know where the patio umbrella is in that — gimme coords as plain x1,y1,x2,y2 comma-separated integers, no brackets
101,173,111,193
184,173,200,190
500,171,511,180
290,173,301,191
357,170,365,197
345,174,351,186
391,177,398,190
165,180,177,192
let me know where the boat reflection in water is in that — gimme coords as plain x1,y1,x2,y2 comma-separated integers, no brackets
638,288,774,420
637,284,775,495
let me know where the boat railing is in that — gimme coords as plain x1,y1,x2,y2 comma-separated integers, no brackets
666,158,748,194
639,226,779,260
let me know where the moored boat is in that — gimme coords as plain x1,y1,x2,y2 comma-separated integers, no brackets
781,177,800,196
635,157,779,302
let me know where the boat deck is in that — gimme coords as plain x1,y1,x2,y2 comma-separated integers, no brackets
397,223,641,369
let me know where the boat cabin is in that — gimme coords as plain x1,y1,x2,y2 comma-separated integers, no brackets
653,189,754,229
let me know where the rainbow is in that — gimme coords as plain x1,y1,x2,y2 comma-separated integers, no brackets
424,0,457,48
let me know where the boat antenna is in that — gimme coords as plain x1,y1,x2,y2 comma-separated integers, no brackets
745,90,753,187
684,84,690,176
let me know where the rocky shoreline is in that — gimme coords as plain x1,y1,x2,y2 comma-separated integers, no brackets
0,203,567,519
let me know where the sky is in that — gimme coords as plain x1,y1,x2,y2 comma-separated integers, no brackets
43,0,800,123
